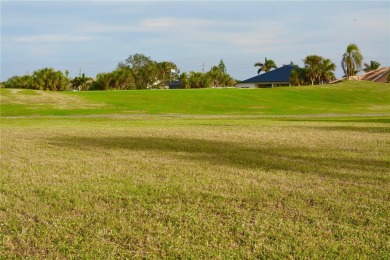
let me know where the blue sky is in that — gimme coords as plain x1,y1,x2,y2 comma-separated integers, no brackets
1,1,389,81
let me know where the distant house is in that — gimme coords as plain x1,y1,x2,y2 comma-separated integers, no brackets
347,67,390,83
330,67,390,84
166,80,182,89
148,80,182,89
236,65,295,88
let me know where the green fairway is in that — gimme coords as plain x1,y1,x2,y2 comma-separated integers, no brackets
1,81,389,116
1,82,390,258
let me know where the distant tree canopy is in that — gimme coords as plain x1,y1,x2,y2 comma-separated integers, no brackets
290,55,336,86
254,57,277,74
218,59,227,74
204,60,235,87
116,55,235,89
119,54,159,89
2,54,237,91
363,60,381,73
9,47,377,91
4,75,34,89
290,67,307,86
92,67,136,90
71,73,93,91
117,54,179,89
3,68,70,91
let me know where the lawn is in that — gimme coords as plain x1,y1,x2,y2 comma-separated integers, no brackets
1,82,389,258
1,81,389,116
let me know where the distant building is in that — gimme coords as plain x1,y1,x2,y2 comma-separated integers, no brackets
236,65,294,88
166,80,182,89
348,67,390,83
330,67,390,84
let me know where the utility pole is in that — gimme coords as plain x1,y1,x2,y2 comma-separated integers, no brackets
202,61,205,73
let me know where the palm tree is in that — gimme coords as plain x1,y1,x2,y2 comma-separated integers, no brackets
320,59,336,84
33,67,69,91
254,57,277,74
4,75,34,89
363,60,381,73
71,73,94,91
304,55,323,85
189,71,210,88
208,66,223,87
341,43,363,80
179,72,190,89
157,61,178,83
112,67,135,90
290,67,307,86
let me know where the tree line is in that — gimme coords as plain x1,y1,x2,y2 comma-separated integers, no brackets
2,54,235,91
3,68,72,91
2,43,386,90
254,43,384,85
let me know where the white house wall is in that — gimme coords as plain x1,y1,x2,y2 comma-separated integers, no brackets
236,82,290,88
235,83,257,88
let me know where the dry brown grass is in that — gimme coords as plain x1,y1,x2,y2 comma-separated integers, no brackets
0,89,105,110
1,116,389,258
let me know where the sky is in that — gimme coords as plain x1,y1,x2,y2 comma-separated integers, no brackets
1,0,389,81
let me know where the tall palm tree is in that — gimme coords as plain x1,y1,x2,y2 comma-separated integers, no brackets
254,57,277,74
363,60,381,73
320,58,336,84
341,43,363,79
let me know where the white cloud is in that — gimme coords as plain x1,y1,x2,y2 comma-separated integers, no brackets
127,17,286,53
1,1,388,82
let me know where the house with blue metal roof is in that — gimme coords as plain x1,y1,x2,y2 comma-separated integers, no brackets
236,65,294,88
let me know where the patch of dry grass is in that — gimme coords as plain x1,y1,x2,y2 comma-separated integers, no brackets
1,116,389,258
0,89,106,113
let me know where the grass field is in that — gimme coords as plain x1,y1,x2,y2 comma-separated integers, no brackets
1,81,389,117
1,82,390,258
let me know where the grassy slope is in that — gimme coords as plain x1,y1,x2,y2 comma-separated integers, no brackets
1,81,389,116
1,82,389,258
